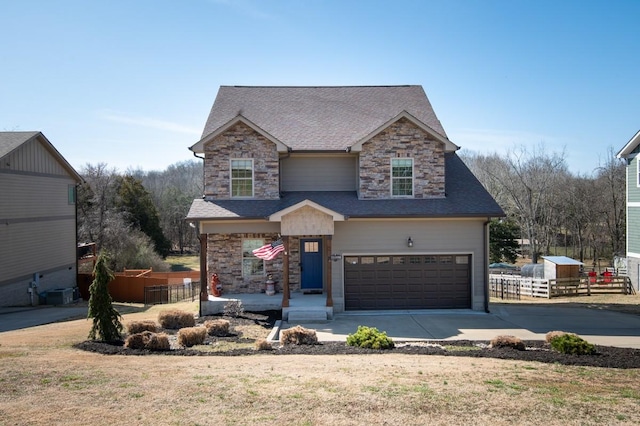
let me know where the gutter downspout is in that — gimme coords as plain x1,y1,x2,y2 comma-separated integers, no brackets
484,218,491,313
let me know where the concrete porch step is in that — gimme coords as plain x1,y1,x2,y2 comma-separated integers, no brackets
287,309,328,322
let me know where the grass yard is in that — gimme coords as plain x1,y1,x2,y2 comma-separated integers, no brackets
165,254,200,271
2,299,640,425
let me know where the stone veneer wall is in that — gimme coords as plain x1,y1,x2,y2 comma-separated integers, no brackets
207,233,301,294
203,122,280,199
359,117,445,199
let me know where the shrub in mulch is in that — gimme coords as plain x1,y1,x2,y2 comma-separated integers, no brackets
490,335,526,351
126,320,158,335
177,327,207,347
125,331,170,351
346,326,395,350
254,338,273,351
204,319,230,336
158,309,196,329
280,325,318,345
548,333,596,355
223,300,245,318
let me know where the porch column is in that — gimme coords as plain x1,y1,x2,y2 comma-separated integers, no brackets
199,234,208,302
282,235,290,307
325,235,333,307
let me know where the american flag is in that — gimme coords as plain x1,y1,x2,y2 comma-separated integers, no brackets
252,239,285,260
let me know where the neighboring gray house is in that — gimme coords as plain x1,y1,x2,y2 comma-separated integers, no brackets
187,86,504,318
0,132,83,307
617,130,640,291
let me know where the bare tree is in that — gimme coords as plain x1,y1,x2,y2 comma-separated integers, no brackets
593,148,626,259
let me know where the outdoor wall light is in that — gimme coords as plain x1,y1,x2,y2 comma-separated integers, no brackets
407,237,413,248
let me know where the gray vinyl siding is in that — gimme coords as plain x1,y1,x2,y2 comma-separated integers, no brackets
0,137,69,176
331,219,487,311
628,207,640,254
0,173,76,219
281,156,357,191
629,156,640,203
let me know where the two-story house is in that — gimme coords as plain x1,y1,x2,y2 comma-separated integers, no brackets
617,129,640,292
0,132,83,307
186,86,504,319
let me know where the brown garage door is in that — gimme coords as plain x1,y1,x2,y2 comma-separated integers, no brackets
344,254,471,310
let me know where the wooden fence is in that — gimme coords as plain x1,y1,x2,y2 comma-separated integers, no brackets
78,271,201,303
489,274,635,300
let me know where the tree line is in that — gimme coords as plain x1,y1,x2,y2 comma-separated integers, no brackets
77,160,203,272
462,144,626,267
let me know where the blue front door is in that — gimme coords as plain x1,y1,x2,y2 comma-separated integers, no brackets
300,239,323,290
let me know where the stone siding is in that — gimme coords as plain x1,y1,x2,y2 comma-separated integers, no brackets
207,233,301,294
359,117,445,199
203,122,280,199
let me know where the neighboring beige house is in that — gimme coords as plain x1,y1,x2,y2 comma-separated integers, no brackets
0,132,83,307
187,86,504,318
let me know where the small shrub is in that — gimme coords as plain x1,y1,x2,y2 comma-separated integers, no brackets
549,333,596,355
346,326,394,350
490,335,525,351
280,325,318,345
177,327,207,347
255,338,273,351
545,330,575,343
224,300,244,318
126,320,158,335
146,333,170,351
158,309,196,329
125,331,153,349
124,331,170,351
204,319,230,336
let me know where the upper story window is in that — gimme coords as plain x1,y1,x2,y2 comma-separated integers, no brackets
391,158,413,197
230,159,253,197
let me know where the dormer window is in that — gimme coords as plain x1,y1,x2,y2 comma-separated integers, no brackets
391,158,413,197
231,159,254,197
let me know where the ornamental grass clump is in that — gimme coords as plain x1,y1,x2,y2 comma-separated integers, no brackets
204,319,230,336
254,338,273,351
549,333,596,355
177,327,207,347
158,309,195,329
125,331,170,351
490,335,526,351
280,325,318,345
346,326,394,350
126,320,158,335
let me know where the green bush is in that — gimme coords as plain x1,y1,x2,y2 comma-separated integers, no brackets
549,333,596,355
346,326,394,350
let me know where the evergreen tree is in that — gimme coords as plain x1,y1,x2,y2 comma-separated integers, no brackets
87,252,123,341
116,175,172,257
490,219,520,264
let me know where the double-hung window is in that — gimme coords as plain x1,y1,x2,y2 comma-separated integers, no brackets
391,158,413,197
242,239,264,277
230,159,253,197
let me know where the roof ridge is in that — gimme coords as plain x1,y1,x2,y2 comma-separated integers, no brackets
224,85,418,88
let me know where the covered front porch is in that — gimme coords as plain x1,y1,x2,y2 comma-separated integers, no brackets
201,291,331,321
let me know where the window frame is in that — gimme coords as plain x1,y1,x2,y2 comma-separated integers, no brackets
390,157,414,197
241,238,265,277
230,158,254,198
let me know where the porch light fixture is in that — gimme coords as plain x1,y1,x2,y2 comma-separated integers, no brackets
407,237,413,248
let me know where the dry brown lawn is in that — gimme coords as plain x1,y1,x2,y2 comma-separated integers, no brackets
2,297,640,425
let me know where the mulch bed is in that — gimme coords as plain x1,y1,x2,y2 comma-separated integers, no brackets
74,311,640,369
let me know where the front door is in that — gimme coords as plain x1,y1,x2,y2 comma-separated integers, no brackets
300,238,323,290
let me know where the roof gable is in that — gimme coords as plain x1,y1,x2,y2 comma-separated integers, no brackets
617,129,640,158
0,131,82,182
193,85,453,152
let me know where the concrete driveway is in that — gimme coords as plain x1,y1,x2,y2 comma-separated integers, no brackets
283,304,640,349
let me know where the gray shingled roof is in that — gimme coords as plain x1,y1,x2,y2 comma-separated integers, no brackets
0,131,40,159
196,86,449,151
186,153,504,220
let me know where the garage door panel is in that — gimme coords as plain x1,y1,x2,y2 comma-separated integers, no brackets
345,254,471,310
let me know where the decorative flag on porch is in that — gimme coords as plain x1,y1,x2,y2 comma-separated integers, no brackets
252,239,285,260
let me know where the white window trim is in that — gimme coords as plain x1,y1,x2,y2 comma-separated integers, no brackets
637,158,640,188
230,158,254,198
390,157,414,198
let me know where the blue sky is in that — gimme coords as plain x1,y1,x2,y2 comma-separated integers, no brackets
2,0,638,175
